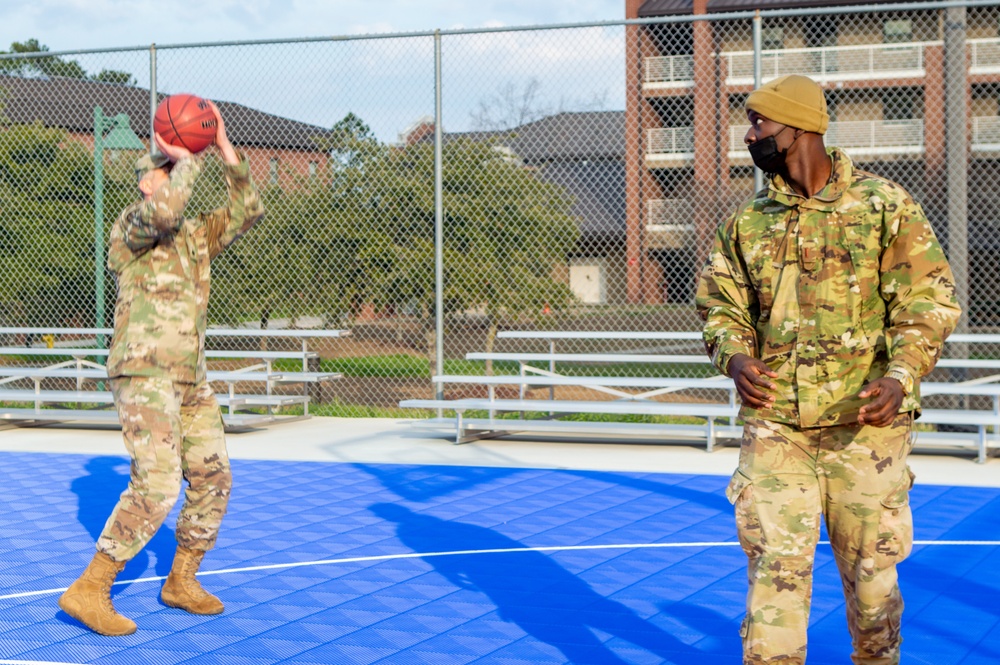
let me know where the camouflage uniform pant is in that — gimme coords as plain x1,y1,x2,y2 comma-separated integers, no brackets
727,413,914,665
97,376,232,562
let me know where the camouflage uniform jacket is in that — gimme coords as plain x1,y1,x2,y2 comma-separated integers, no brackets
695,148,961,427
107,154,264,383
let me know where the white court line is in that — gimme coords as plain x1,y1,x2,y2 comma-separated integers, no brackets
0,661,85,665
4,539,997,603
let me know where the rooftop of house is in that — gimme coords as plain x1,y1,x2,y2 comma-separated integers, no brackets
406,111,627,238
638,0,917,16
420,110,626,162
0,74,330,152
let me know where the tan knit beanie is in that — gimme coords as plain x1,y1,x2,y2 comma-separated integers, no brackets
745,74,829,135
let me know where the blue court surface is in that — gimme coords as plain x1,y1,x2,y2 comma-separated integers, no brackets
0,451,996,664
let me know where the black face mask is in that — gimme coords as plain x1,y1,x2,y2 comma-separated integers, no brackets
748,125,791,174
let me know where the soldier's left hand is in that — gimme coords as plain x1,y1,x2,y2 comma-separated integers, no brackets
857,377,904,427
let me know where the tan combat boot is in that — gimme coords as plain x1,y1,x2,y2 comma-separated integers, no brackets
160,546,224,615
58,551,137,636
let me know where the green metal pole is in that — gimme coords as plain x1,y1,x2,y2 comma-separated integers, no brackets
93,106,106,354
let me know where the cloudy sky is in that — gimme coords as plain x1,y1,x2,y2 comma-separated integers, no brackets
1,0,626,51
1,1,630,141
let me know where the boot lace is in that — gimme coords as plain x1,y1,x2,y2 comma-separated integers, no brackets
180,553,210,600
100,572,117,614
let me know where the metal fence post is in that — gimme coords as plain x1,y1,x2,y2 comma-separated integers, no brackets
752,9,763,193
945,6,969,339
149,44,157,153
434,30,445,405
92,106,106,349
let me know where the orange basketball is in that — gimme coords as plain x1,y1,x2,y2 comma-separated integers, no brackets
153,93,217,154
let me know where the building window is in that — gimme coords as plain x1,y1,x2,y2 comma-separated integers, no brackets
883,18,913,44
805,16,838,48
882,89,916,122
308,161,317,177
762,26,784,51
269,158,279,184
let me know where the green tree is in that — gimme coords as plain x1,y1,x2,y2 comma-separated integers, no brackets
0,39,135,85
363,137,580,372
0,121,102,327
91,69,137,86
207,113,580,373
209,173,374,331
207,115,381,331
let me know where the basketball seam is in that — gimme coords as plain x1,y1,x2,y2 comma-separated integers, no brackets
169,95,195,152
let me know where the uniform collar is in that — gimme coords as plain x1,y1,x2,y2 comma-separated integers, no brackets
767,147,852,212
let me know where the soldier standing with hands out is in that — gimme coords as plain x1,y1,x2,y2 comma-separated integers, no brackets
696,75,961,664
59,101,264,635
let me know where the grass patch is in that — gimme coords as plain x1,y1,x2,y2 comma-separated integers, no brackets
309,401,422,418
0,352,101,364
272,356,552,378
430,410,727,426
272,355,720,379
232,400,425,419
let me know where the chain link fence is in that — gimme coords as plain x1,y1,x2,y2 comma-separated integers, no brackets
0,1,997,416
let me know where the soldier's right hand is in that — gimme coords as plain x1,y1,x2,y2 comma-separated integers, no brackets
727,353,777,408
154,133,193,163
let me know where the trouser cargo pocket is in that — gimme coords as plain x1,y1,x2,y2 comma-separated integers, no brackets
874,468,914,567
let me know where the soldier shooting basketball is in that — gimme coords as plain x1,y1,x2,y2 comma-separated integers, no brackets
58,101,265,636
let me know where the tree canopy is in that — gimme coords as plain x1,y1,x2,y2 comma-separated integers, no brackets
0,120,135,328
209,113,581,362
0,108,582,355
0,39,136,85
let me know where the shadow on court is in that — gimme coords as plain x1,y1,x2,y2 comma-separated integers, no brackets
370,502,729,664
69,455,178,581
357,462,732,514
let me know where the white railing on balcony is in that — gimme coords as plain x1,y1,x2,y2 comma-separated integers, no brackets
645,37,1000,87
647,127,695,157
725,119,924,157
644,55,695,87
651,118,1000,161
645,41,950,87
724,42,932,85
647,116,1000,160
971,38,1000,74
646,199,695,233
973,116,1000,151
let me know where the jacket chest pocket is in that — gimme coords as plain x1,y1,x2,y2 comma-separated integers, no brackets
740,217,787,313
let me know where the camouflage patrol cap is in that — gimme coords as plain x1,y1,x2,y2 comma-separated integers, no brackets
134,152,171,180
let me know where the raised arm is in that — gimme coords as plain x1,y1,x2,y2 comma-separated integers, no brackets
108,143,201,270
199,101,264,258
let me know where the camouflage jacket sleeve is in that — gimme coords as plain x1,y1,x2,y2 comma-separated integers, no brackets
695,211,759,375
199,153,264,259
119,157,201,254
880,199,962,379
